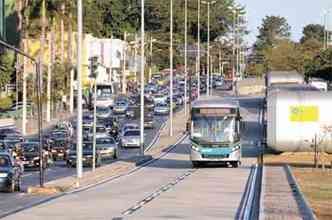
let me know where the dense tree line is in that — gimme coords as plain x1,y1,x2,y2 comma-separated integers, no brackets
247,15,332,82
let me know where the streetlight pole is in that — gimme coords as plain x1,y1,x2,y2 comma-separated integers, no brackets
170,0,174,137
76,0,83,186
206,2,210,96
122,32,127,94
184,0,188,117
140,0,145,155
202,0,216,96
149,36,153,83
197,0,201,98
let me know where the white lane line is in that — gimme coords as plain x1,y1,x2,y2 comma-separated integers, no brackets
121,169,197,217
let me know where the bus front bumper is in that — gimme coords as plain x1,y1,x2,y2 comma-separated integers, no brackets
190,147,241,162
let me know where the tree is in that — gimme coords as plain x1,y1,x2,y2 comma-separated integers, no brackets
263,40,304,73
300,24,325,44
0,51,15,90
305,48,332,81
256,15,291,50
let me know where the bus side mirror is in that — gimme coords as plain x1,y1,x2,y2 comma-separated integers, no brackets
186,122,190,132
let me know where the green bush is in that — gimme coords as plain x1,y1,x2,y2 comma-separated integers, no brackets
0,96,12,110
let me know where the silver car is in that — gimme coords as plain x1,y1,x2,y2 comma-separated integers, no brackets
96,137,118,159
154,103,170,115
120,129,140,148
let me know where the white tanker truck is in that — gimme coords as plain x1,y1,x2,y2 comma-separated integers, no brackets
265,71,332,153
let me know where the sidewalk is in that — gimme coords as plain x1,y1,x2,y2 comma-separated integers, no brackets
260,166,303,220
30,107,189,194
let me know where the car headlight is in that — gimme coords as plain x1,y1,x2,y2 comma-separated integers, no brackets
0,173,8,178
33,156,40,161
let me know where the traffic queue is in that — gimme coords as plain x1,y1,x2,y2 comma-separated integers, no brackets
0,74,195,193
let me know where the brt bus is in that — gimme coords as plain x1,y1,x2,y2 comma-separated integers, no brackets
189,96,241,167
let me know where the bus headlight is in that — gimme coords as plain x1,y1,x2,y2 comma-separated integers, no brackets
191,145,200,152
232,145,240,151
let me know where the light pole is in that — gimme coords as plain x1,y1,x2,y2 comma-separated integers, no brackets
122,32,127,94
202,0,216,96
184,0,188,117
140,0,145,155
197,0,201,98
148,36,157,83
170,0,174,136
76,0,83,186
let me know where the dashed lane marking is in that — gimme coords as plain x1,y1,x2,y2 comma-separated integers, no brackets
121,169,197,217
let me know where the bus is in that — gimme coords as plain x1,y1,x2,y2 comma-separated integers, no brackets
189,96,241,167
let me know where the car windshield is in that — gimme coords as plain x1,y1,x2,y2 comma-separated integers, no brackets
124,130,140,136
23,144,39,152
0,155,10,167
96,127,106,133
96,137,115,144
192,116,236,144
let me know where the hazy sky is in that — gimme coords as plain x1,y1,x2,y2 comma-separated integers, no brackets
237,0,332,45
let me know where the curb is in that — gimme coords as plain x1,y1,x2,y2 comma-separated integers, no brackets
284,165,317,220
258,165,266,220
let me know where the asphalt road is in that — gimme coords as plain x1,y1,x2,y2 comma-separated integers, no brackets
2,94,264,220
0,112,170,218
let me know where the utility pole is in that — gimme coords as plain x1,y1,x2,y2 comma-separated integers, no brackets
140,0,145,155
39,0,46,101
149,36,153,83
76,0,83,186
206,2,210,96
184,0,188,117
170,0,174,137
46,31,52,122
122,32,127,94
197,0,201,98
89,56,98,171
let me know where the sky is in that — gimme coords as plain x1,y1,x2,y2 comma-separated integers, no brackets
237,0,332,45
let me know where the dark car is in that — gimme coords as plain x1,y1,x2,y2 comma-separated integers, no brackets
0,152,22,192
50,138,70,161
66,143,102,168
144,109,154,129
21,142,51,169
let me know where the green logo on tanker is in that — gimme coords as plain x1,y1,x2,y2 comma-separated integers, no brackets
289,106,319,122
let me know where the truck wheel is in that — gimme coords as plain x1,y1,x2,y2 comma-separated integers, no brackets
232,162,239,168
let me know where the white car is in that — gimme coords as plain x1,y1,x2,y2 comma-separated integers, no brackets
121,123,139,136
154,103,170,115
153,94,168,105
120,129,140,148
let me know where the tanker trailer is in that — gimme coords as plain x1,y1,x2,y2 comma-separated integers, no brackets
267,91,332,153
265,71,304,88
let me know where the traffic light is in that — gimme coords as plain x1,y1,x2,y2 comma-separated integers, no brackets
89,56,99,78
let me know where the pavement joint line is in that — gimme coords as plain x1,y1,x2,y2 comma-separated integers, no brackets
0,133,189,220
121,169,197,217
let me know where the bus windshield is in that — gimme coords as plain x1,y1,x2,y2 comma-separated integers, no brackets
192,116,235,144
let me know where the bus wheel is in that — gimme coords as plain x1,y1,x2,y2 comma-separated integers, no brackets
192,161,201,168
232,162,239,168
